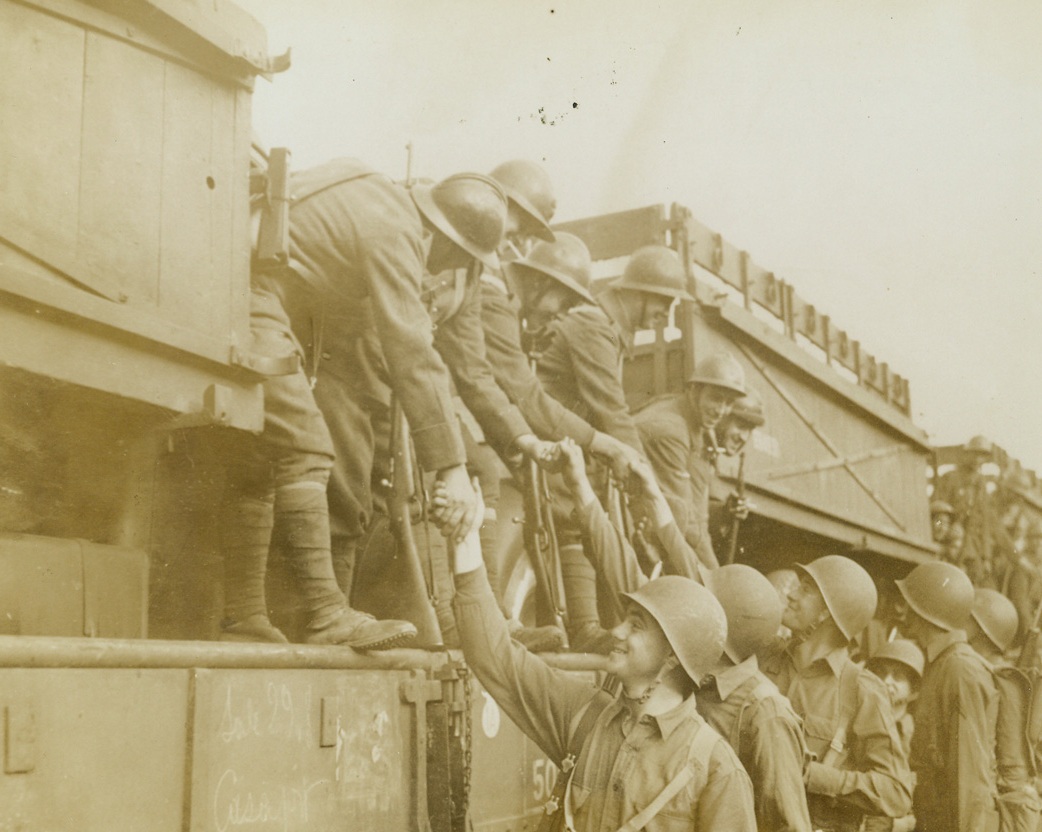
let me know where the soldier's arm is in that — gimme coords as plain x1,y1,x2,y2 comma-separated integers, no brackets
744,699,814,832
696,740,759,832
451,521,604,765
434,272,532,452
479,284,598,446
804,672,913,818
359,230,466,472
951,662,1001,832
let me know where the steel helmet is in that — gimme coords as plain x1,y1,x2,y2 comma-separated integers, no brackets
896,560,974,632
489,160,556,241
728,387,766,428
411,173,508,271
703,565,783,663
865,639,925,680
929,500,954,516
971,588,1019,652
505,232,596,304
687,352,746,397
964,435,992,456
795,555,878,641
611,245,695,302
622,575,727,685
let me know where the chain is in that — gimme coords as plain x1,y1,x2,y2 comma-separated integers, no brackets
460,661,473,824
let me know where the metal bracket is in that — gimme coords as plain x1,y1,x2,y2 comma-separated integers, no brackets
401,670,443,832
5,703,36,774
229,347,300,377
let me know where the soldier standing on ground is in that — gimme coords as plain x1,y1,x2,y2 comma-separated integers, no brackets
967,588,1041,832
762,555,912,831
445,478,757,831
896,560,999,832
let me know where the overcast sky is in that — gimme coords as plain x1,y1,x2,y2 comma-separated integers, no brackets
238,0,1042,473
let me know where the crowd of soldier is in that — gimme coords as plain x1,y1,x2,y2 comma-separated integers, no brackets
223,154,1041,830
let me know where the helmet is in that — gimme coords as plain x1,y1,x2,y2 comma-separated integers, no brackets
971,588,1019,652
896,561,974,632
964,435,992,456
489,160,556,241
411,173,508,270
728,387,766,428
506,232,595,304
703,565,782,663
795,555,878,641
929,500,954,516
687,352,746,397
611,246,695,302
622,576,727,684
865,639,925,680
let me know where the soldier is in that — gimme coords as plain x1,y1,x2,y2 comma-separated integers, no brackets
762,555,912,831
933,435,1003,587
474,166,642,647
895,560,999,832
1008,522,1042,644
507,240,689,651
636,351,747,572
716,387,765,458
967,588,1041,832
931,499,954,546
864,640,924,832
287,162,560,622
447,482,757,831
555,437,811,830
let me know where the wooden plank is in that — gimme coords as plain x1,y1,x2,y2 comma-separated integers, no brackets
159,60,219,334
553,205,669,261
0,3,84,270
226,87,255,351
78,30,166,304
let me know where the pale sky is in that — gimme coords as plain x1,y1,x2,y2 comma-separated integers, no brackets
239,0,1042,473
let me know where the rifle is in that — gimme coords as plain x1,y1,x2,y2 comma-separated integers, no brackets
725,451,746,565
387,395,444,647
519,348,569,643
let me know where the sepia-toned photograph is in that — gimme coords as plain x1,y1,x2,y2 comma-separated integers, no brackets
1,1,1040,829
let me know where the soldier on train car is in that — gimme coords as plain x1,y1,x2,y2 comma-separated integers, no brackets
896,561,999,832
466,161,641,650
1008,522,1042,644
761,555,912,832
445,479,757,831
279,162,561,630
635,351,747,573
506,240,690,652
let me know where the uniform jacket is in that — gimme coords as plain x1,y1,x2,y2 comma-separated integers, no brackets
279,158,465,472
534,301,643,453
634,394,718,570
453,566,756,831
910,630,999,832
762,643,913,825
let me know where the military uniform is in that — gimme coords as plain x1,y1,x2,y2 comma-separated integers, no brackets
934,468,1006,588
635,394,718,571
453,564,757,831
1008,561,1042,644
280,159,530,582
762,644,912,830
573,497,811,831
910,629,999,832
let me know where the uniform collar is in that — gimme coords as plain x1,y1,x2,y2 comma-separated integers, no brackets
707,655,760,701
923,628,967,663
788,640,849,677
606,692,697,740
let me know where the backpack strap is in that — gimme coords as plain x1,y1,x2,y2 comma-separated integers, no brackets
615,721,717,832
729,675,779,749
821,661,860,768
